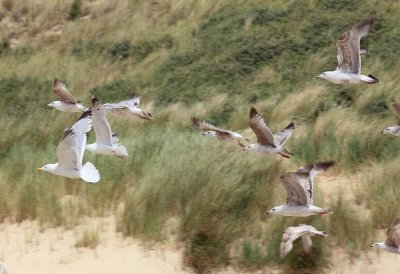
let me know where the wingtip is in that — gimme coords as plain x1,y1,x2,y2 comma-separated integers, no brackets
78,108,92,121
285,121,295,130
91,96,100,106
250,106,258,118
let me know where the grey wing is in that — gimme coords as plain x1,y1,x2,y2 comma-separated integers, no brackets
249,107,276,146
69,109,92,166
280,228,295,259
301,235,313,254
386,218,400,248
191,117,233,138
92,98,113,146
52,79,77,104
280,172,309,206
115,92,141,108
56,128,81,170
336,18,373,74
273,122,295,147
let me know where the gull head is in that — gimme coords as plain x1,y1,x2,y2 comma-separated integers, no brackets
243,144,256,151
47,102,56,108
36,164,56,173
381,127,396,135
266,206,282,215
315,71,335,81
370,242,385,249
202,131,217,138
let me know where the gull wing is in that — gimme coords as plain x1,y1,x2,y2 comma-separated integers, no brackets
91,97,113,146
52,79,78,104
385,217,400,248
280,172,309,206
273,122,295,147
392,103,400,125
249,107,276,146
336,18,374,74
56,110,92,169
191,117,232,139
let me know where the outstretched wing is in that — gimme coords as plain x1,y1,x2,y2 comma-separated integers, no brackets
56,110,92,169
249,107,276,146
273,122,295,147
336,18,374,74
280,172,309,206
91,97,113,146
52,79,78,104
386,217,400,248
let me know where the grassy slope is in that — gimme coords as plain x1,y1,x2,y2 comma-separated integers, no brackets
0,0,400,272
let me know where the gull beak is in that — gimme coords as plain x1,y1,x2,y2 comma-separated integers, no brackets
369,245,374,248
314,76,320,79
36,168,43,172
202,133,207,136
265,211,270,215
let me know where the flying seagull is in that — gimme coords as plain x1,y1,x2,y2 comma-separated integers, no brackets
243,107,294,158
315,18,380,84
382,103,400,136
37,109,100,183
48,79,86,112
191,117,249,145
86,97,128,158
370,217,400,254
280,224,327,259
266,161,334,216
103,92,153,120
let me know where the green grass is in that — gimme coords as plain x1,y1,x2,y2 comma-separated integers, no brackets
1,0,400,273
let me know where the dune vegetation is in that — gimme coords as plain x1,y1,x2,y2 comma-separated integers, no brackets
1,0,400,273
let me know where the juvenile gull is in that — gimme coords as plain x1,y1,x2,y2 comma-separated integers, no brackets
280,224,327,259
48,79,86,112
381,103,400,136
315,18,380,84
243,107,294,158
191,117,249,145
37,109,100,183
266,161,334,216
86,97,128,158
103,92,153,120
370,217,400,254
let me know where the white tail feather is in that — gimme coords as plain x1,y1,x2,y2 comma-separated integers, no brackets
80,162,100,183
114,144,128,158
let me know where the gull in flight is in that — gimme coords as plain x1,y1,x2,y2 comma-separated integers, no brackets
48,79,86,112
243,107,294,158
191,117,249,145
37,109,100,183
315,18,380,84
382,103,400,136
266,161,334,216
370,217,400,254
280,224,327,259
103,92,153,120
86,97,128,158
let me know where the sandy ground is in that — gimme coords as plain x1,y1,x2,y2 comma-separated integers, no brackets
0,217,188,274
0,198,399,274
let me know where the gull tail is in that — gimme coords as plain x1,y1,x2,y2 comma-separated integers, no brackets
114,144,129,158
366,74,380,84
80,162,100,183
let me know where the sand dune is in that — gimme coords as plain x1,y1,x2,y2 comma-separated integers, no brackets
0,215,399,274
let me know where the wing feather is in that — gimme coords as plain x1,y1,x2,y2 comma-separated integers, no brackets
280,172,309,206
249,107,276,146
336,18,374,74
91,97,113,146
386,217,400,248
52,79,78,104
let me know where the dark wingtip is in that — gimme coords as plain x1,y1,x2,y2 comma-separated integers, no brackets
316,161,335,170
78,108,92,121
131,91,141,98
367,74,380,83
250,106,258,118
285,122,295,130
91,96,100,106
191,116,200,127
112,133,118,138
